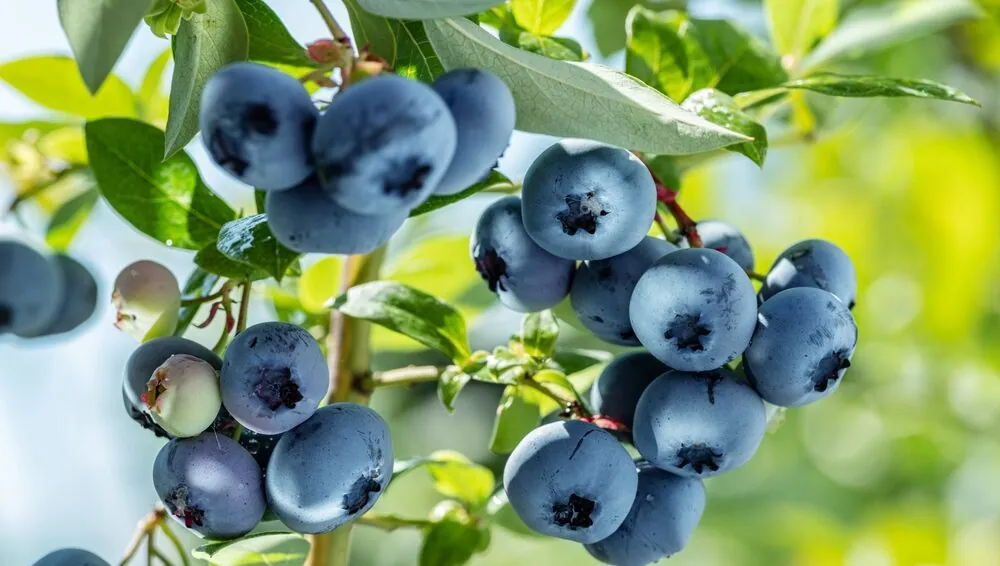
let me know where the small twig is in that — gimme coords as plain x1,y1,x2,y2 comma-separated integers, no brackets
654,210,679,244
235,282,252,334
638,156,701,247
371,366,444,388
179,289,225,307
309,0,348,41
355,513,434,532
158,519,189,566
120,507,167,566
145,531,155,566
746,270,767,282
521,378,590,418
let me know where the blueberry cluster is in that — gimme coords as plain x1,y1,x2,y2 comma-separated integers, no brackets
121,322,393,539
477,142,859,564
0,240,97,339
200,63,516,254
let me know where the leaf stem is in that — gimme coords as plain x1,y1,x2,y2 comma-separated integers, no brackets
179,289,225,307
235,282,252,334
309,0,348,41
355,513,434,532
521,377,590,418
654,210,679,244
639,157,701,247
370,365,444,388
746,270,767,282
157,517,189,566
119,506,167,566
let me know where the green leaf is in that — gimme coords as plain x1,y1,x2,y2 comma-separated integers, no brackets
520,310,559,358
501,28,587,61
510,0,576,35
85,118,237,250
174,268,220,336
192,532,309,566
489,384,559,453
216,214,300,282
420,519,488,566
533,368,582,405
255,190,267,214
332,281,471,362
344,0,445,83
423,450,496,509
588,0,640,56
45,187,99,252
138,49,171,123
424,18,748,155
410,170,512,216
57,0,151,94
385,235,482,310
0,56,136,119
803,0,982,71
165,0,249,157
357,0,504,19
235,0,316,67
681,88,767,166
784,73,980,105
195,243,270,281
625,7,787,103
764,0,840,59
438,367,472,412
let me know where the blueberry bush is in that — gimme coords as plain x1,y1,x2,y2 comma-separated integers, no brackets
0,0,994,565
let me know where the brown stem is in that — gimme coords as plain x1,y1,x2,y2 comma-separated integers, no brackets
638,156,702,247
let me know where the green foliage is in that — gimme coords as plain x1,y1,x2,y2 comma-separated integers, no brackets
509,0,576,35
682,88,768,166
397,450,496,509
138,49,171,122
357,0,505,19
85,118,235,250
195,243,270,281
344,0,445,82
764,0,840,60
192,532,310,566
420,519,490,566
0,56,136,118
785,73,980,105
410,170,513,216
57,0,151,94
502,30,587,61
174,268,220,336
216,215,300,282
519,310,559,358
45,187,99,251
165,0,249,157
490,384,558,453
235,0,316,67
438,365,473,412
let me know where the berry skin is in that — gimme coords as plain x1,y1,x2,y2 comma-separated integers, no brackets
759,239,857,308
40,255,98,336
681,220,754,272
520,140,656,260
590,352,669,429
471,196,575,312
122,336,222,416
239,430,282,474
122,386,172,438
153,433,266,539
312,74,457,214
431,69,516,195
144,354,223,437
585,465,705,566
0,240,62,337
200,62,318,190
112,260,181,342
220,322,328,435
266,403,393,534
33,548,109,566
503,420,638,543
632,369,766,478
571,237,677,345
629,248,757,372
744,287,858,407
265,177,406,254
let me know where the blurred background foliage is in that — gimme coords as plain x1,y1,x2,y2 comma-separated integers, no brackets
2,0,1000,565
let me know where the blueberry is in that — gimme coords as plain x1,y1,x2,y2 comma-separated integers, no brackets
239,429,282,473
744,287,858,407
220,322,327,434
590,352,669,428
681,220,754,272
503,420,638,543
632,369,766,478
123,336,222,414
759,239,857,308
431,69,515,195
629,248,757,372
585,465,705,565
200,62,318,190
471,196,575,312
153,433,266,539
266,403,393,534
0,240,62,337
266,177,406,254
571,237,677,345
112,260,180,342
39,255,97,336
144,354,222,437
33,548,109,566
312,74,457,214
521,140,656,260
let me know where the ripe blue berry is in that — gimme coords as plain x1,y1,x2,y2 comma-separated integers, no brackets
200,63,318,190
571,237,677,345
153,434,266,539
266,177,407,254
590,352,669,428
521,140,656,260
632,369,766,478
585,465,705,566
503,420,638,543
744,287,858,407
682,220,754,271
471,196,575,312
33,548,109,566
629,248,757,372
759,239,857,308
220,322,328,434
266,403,393,534
0,240,62,337
312,74,457,214
431,69,515,195
40,255,97,336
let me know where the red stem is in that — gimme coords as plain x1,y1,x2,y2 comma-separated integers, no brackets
639,157,702,247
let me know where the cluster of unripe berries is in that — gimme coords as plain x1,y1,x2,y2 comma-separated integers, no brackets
0,240,97,339
200,62,516,254
473,140,859,564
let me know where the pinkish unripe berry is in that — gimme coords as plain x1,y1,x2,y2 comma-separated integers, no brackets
143,354,222,438
112,260,181,342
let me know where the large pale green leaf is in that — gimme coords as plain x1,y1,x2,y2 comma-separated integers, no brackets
216,214,301,282
57,0,151,94
358,0,504,18
803,0,982,71
46,187,99,252
764,0,840,59
85,118,236,249
344,0,445,82
784,73,979,105
235,0,316,67
681,88,767,166
0,56,136,119
193,532,309,565
510,0,576,35
424,18,748,154
165,0,249,157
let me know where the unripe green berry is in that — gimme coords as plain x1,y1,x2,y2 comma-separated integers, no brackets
112,260,181,342
143,354,222,438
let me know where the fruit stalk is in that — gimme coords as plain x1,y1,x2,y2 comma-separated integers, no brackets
309,0,348,42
